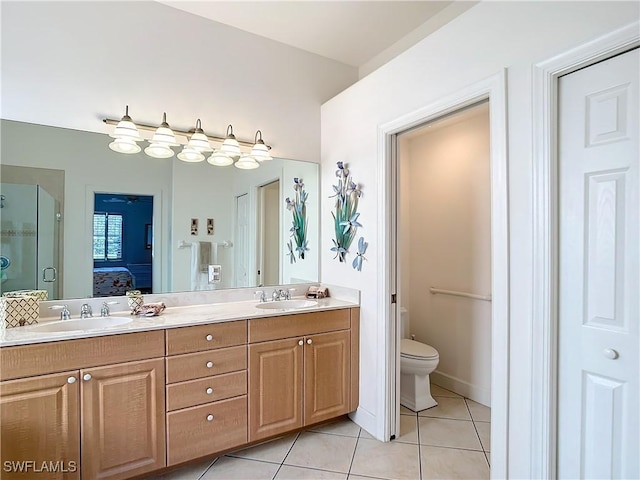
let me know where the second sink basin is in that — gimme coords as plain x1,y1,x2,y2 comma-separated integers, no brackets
255,300,318,310
29,316,133,333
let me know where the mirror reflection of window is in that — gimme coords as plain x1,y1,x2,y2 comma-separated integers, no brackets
93,213,123,260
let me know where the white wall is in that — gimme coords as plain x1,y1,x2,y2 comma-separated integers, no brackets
399,107,491,406
0,1,357,163
320,1,639,476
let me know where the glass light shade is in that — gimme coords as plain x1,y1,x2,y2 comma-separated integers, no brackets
235,155,259,170
109,137,141,154
207,151,234,166
187,131,212,152
109,119,143,142
150,125,179,146
144,143,175,158
177,146,205,162
220,137,241,157
251,142,272,162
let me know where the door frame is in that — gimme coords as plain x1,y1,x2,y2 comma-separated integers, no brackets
531,21,639,479
378,71,509,479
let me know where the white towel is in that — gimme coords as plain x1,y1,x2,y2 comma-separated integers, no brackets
190,242,211,291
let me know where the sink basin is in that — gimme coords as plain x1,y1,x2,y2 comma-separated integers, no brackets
29,316,133,333
255,300,318,310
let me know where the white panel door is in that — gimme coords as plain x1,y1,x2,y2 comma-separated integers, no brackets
558,49,639,479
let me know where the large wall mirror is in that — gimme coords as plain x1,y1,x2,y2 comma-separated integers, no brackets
0,120,319,300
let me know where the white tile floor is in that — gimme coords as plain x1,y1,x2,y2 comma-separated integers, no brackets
148,385,491,480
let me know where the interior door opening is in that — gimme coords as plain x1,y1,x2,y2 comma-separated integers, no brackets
390,99,495,472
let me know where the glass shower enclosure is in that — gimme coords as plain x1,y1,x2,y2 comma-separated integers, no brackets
0,182,61,299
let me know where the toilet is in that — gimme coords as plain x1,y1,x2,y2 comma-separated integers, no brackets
400,307,440,411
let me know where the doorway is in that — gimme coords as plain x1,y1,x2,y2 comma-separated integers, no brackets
257,180,280,286
92,193,153,297
380,72,508,477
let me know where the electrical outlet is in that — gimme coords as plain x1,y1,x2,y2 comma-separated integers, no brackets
208,265,221,283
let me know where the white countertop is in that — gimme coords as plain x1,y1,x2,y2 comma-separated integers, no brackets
0,297,358,347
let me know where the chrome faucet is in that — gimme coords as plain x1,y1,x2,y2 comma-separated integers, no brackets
272,289,291,301
80,303,93,319
255,291,267,303
100,301,118,317
49,304,71,320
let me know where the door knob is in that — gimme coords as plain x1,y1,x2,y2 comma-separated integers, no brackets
206,414,214,422
83,373,92,381
306,339,313,345
603,348,619,360
67,376,76,384
298,340,304,346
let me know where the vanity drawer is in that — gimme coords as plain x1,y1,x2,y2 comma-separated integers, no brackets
166,370,247,411
248,309,350,343
166,396,247,466
166,320,247,355
166,345,246,383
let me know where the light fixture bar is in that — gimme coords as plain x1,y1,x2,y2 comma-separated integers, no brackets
103,118,271,150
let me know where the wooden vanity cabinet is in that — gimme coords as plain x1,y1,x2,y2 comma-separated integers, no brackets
165,320,248,466
248,308,358,442
0,371,80,480
0,332,166,480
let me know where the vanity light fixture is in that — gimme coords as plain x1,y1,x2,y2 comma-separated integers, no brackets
177,119,212,163
144,113,179,158
207,150,234,167
108,106,143,154
250,130,273,162
234,153,260,170
104,109,272,167
219,125,241,158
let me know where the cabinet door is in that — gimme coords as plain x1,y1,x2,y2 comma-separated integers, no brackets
81,358,165,480
0,371,80,480
304,330,350,426
249,337,303,442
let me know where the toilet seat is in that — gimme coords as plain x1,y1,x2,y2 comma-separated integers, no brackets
401,339,438,359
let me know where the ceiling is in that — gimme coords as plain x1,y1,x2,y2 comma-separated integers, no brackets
158,1,472,71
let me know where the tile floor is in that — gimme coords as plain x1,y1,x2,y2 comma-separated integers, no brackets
149,385,491,480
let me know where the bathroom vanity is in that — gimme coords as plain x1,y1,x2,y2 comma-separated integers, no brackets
0,298,359,480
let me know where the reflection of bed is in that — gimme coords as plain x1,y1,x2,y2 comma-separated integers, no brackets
93,267,134,297
126,263,152,293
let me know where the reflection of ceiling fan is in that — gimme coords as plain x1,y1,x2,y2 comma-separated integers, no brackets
103,195,139,204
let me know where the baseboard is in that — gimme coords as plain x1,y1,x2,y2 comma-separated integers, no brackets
431,370,491,407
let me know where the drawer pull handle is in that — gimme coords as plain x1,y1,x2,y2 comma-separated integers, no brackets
206,414,214,422
206,334,213,341
298,340,304,346
83,373,92,381
206,361,214,368
206,387,213,395
306,339,313,345
67,376,77,384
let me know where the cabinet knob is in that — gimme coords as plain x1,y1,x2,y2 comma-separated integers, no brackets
206,414,214,422
298,340,304,346
206,387,213,395
206,334,213,341
67,376,77,384
206,361,214,368
603,348,619,360
83,373,92,381
306,339,313,345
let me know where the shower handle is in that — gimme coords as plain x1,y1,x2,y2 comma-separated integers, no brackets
42,267,57,283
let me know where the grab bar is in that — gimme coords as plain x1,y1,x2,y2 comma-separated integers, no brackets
429,287,492,302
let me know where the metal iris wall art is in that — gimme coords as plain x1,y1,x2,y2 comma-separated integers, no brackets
330,162,366,270
285,177,309,264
